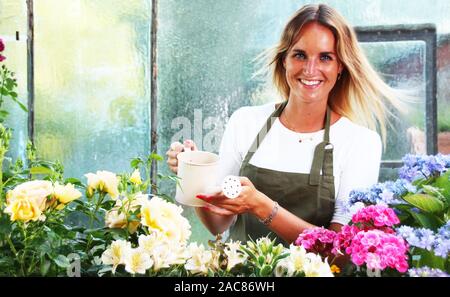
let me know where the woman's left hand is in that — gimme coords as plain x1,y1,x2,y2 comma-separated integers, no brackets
196,176,271,217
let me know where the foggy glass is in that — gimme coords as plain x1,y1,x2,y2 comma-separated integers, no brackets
0,0,28,162
33,0,152,180
360,41,426,160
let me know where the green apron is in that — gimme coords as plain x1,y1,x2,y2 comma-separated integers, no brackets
229,100,335,244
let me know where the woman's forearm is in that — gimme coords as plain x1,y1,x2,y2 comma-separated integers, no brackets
252,195,342,244
265,205,316,243
250,195,315,244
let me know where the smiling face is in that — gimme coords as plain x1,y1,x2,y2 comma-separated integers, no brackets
284,21,342,104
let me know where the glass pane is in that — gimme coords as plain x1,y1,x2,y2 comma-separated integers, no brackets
360,41,426,160
437,34,450,154
158,0,282,243
0,0,28,162
34,0,151,180
0,0,26,33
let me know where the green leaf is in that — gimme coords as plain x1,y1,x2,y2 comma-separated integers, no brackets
64,177,84,187
5,78,15,90
0,215,12,234
408,211,444,230
30,166,55,175
40,258,51,276
259,264,273,277
403,193,445,213
9,91,18,98
434,171,450,203
240,245,257,261
150,152,163,162
422,185,446,201
53,255,70,268
130,158,142,168
257,255,265,266
412,248,446,270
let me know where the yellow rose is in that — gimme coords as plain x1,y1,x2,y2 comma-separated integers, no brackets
53,183,82,204
85,170,120,199
105,209,140,234
140,197,191,244
85,173,101,198
104,195,145,234
7,180,53,211
129,169,142,185
4,197,43,222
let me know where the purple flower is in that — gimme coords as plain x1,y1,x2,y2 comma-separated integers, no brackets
399,154,449,182
408,267,449,277
434,223,450,257
396,224,449,258
346,179,411,212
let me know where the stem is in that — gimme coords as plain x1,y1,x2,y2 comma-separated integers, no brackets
20,224,27,276
86,192,106,255
0,67,6,106
6,234,18,255
27,253,38,275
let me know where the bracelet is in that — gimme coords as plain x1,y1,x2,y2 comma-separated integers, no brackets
259,202,279,226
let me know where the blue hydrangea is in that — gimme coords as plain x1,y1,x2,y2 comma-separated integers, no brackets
399,154,449,182
346,178,413,211
408,267,449,277
396,224,450,259
434,222,450,258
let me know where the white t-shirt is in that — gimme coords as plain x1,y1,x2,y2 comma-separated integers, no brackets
217,102,382,225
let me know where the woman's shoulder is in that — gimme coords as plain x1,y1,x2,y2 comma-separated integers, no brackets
229,101,276,122
334,117,382,145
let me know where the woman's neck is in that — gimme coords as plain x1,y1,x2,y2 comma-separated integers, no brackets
280,98,340,133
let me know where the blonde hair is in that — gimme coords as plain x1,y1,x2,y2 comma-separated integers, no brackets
261,4,408,143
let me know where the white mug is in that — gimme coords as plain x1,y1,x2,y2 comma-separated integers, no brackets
175,150,219,207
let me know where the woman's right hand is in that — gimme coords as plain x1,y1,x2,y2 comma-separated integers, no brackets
165,139,197,174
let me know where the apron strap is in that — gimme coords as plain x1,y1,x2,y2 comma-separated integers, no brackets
241,101,288,167
309,105,333,185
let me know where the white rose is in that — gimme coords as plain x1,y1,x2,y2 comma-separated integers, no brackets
101,240,131,274
185,243,213,276
124,248,153,275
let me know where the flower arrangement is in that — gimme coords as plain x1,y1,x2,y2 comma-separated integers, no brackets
295,205,410,276
99,203,334,277
295,153,450,277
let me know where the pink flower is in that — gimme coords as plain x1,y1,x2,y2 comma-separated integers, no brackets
295,227,337,258
0,38,5,52
360,231,381,247
352,205,400,229
332,225,360,255
347,230,409,273
0,54,5,62
366,253,383,270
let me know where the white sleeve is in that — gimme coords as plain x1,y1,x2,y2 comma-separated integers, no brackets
331,129,382,225
216,109,244,185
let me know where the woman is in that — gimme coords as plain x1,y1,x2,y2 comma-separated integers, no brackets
166,4,405,244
